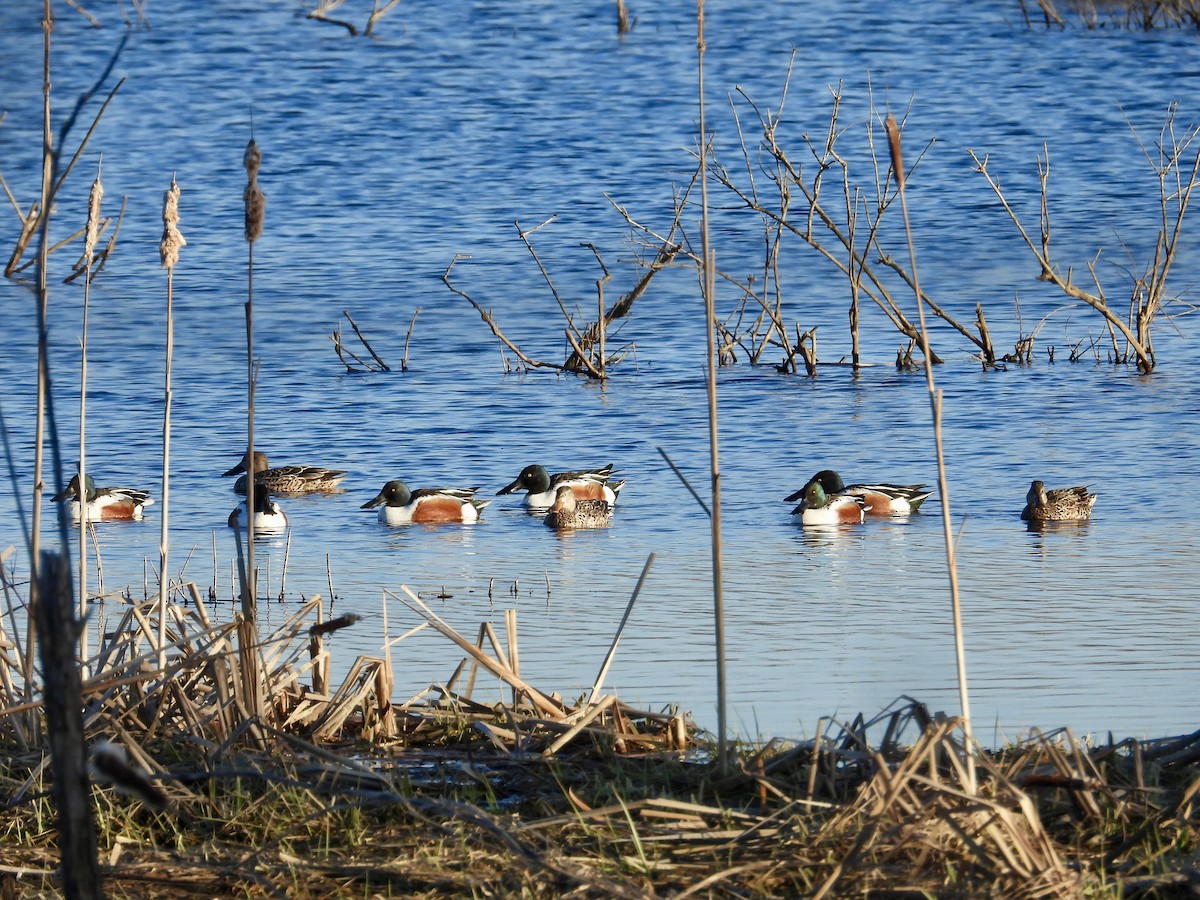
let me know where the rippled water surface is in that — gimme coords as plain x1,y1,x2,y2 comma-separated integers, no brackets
1,1,1198,743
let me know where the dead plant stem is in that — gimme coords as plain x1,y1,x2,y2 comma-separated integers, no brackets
28,0,57,703
886,114,976,792
78,204,91,665
402,307,420,371
158,268,171,672
342,309,390,371
589,554,655,705
697,0,728,774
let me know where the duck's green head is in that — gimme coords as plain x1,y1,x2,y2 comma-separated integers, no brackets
811,470,845,493
362,480,412,509
804,480,828,508
53,473,97,503
498,464,550,495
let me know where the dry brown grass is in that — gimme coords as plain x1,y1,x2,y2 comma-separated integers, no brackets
3,572,1199,897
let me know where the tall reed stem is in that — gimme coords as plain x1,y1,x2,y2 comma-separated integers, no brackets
696,0,728,773
886,114,976,792
78,164,102,666
28,0,56,698
242,139,264,623
242,138,265,723
158,175,184,672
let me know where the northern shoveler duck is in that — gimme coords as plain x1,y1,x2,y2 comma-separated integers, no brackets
361,480,490,525
223,450,346,495
52,474,153,522
497,463,624,509
543,485,614,529
1021,480,1097,524
790,480,865,525
228,490,289,533
785,469,932,516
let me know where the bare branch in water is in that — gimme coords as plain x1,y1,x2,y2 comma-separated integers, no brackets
441,255,565,374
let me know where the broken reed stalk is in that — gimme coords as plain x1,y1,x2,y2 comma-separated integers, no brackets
393,587,564,718
278,529,291,602
589,553,655,705
364,0,402,37
158,175,184,672
886,113,976,793
402,307,420,371
656,446,710,516
696,0,729,775
343,307,388,369
617,0,631,34
242,137,265,722
78,163,101,666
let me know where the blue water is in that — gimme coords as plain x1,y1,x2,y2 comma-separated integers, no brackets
2,1,1199,744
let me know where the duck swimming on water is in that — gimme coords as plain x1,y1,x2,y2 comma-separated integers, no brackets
1020,480,1097,524
223,450,347,495
53,473,153,522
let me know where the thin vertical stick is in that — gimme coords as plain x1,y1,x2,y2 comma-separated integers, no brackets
886,113,976,793
78,163,101,665
158,174,183,673
242,136,265,723
696,0,728,774
589,553,655,704
242,137,264,625
27,0,56,702
402,307,420,372
278,529,291,602
87,521,102,595
377,592,388,700
244,294,256,610
597,279,606,375
504,608,520,707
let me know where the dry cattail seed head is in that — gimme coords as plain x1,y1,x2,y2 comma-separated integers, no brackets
885,113,905,189
85,172,103,263
244,182,265,244
160,175,186,270
243,138,265,243
244,138,261,180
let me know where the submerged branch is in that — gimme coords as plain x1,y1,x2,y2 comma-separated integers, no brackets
441,255,565,374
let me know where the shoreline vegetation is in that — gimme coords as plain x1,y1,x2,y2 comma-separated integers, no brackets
4,582,1200,897
3,1,1199,897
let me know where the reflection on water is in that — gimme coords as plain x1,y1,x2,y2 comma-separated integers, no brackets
1,2,1199,742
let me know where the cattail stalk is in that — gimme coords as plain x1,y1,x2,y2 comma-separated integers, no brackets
241,137,265,724
242,138,264,621
157,175,184,672
886,113,976,793
76,165,102,666
696,0,728,774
